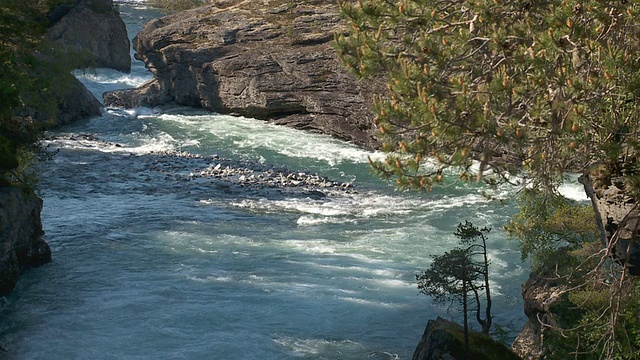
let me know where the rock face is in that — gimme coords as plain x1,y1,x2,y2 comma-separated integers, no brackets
511,273,565,359
0,187,51,296
47,0,131,72
104,0,378,149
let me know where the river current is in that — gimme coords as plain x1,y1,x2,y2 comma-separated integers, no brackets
0,2,587,359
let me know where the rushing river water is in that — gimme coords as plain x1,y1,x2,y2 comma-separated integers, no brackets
0,2,588,359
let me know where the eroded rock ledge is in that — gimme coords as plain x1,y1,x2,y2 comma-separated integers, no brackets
104,0,379,149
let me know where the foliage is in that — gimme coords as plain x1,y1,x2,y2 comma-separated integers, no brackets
336,0,640,196
416,221,493,354
505,189,599,271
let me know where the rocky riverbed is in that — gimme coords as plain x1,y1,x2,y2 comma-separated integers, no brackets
41,133,357,201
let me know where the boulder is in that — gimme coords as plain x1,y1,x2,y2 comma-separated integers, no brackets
0,187,51,296
25,0,131,128
104,0,379,149
46,0,131,72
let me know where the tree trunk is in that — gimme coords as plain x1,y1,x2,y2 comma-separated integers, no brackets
481,233,492,334
463,278,470,357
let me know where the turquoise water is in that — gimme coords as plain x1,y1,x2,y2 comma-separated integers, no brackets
0,2,544,358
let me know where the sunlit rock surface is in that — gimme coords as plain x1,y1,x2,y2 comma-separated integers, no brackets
104,0,379,149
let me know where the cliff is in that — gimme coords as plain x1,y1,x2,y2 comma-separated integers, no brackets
103,0,379,149
0,187,51,296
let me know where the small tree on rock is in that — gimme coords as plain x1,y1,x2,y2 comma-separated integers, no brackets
416,221,492,355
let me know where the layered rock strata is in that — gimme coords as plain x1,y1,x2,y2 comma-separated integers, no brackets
0,187,51,296
104,0,378,149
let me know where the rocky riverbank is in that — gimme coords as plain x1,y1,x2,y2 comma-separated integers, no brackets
0,188,51,296
103,0,379,149
0,0,130,298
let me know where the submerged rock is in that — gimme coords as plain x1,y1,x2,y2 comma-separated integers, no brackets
0,187,51,296
104,0,379,149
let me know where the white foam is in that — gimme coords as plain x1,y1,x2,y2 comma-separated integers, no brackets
232,191,491,228
298,262,398,277
296,216,357,226
274,337,364,356
156,113,383,166
43,130,177,155
282,240,337,254
338,297,407,308
104,107,158,120
74,68,151,88
558,182,588,201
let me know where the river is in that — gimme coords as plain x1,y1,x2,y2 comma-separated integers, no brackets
0,2,561,358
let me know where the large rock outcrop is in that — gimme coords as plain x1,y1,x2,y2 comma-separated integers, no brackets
55,76,103,126
104,0,378,149
0,187,51,296
413,317,461,360
46,0,131,73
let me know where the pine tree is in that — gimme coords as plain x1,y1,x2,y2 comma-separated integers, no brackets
416,221,492,354
336,0,640,196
